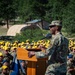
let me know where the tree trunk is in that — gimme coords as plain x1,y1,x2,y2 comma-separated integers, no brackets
6,19,9,29
41,19,43,29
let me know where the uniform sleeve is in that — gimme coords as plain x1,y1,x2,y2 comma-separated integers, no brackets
35,51,47,58
35,39,58,58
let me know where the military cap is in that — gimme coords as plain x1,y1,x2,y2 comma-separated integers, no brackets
2,65,8,70
72,47,75,50
49,20,62,27
0,52,3,57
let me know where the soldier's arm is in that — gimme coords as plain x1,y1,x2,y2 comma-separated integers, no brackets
35,51,47,58
29,38,59,58
35,43,57,58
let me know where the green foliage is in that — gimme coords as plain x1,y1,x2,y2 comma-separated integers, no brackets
62,0,75,33
15,0,49,21
0,0,75,34
13,29,45,42
0,0,16,19
32,0,48,19
0,0,17,28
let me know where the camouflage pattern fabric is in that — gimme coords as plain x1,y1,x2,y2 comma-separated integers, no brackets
35,32,69,75
3,53,13,62
67,58,75,75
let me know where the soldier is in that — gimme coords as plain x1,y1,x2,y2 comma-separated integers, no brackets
67,54,75,75
0,52,4,74
10,47,17,58
0,52,3,67
2,47,13,73
3,47,13,63
0,65,9,75
2,60,10,70
28,20,69,75
19,60,27,75
71,47,75,59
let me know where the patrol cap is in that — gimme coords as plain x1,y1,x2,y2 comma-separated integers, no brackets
0,52,3,57
72,47,75,50
49,20,62,27
2,65,8,70
3,46,9,51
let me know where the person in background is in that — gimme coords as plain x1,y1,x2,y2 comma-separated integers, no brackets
0,65,9,75
3,47,13,64
19,60,27,75
10,47,17,57
2,60,10,71
67,54,75,75
0,52,4,74
28,20,69,75
70,47,75,59
0,52,3,67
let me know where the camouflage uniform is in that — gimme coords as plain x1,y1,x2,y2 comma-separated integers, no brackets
3,53,13,63
0,65,9,75
35,32,69,75
3,53,13,72
67,55,75,75
0,62,2,67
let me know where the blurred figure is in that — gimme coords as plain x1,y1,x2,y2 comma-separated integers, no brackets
71,47,75,59
2,60,10,70
67,54,75,75
3,47,13,64
0,65,9,75
0,52,3,67
19,60,27,75
10,47,17,57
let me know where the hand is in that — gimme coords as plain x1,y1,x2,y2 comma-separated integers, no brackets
38,45,46,50
28,51,35,58
68,68,74,72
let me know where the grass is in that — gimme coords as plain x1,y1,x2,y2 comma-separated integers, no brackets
0,26,8,36
0,25,75,39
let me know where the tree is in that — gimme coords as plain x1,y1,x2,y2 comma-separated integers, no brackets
62,0,75,33
44,0,70,22
15,0,34,22
16,0,49,22
32,0,48,19
0,0,16,28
